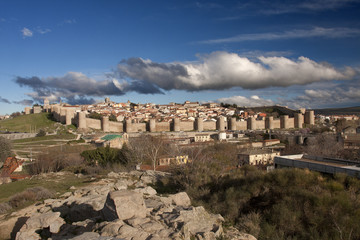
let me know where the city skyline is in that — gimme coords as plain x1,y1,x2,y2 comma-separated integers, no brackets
1,0,360,115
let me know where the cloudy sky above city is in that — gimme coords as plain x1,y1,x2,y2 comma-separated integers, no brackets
0,0,360,114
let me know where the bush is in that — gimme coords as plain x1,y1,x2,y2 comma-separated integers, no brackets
109,114,117,122
0,202,12,214
88,112,102,120
27,150,84,175
158,147,360,240
9,186,54,208
80,145,134,168
0,136,12,162
36,129,46,137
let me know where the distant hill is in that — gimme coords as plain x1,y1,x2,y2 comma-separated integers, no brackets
239,105,360,117
240,105,297,117
314,106,360,115
0,113,57,133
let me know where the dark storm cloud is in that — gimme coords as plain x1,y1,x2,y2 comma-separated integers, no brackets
0,96,10,104
118,57,190,91
14,72,130,105
13,99,34,106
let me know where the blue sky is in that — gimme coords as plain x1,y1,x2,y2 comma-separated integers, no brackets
1,0,360,114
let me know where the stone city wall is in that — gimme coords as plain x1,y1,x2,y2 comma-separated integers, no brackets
49,107,314,133
203,121,216,131
180,121,194,131
236,121,247,130
273,120,281,129
86,118,101,130
131,123,147,132
155,122,171,132
109,121,124,133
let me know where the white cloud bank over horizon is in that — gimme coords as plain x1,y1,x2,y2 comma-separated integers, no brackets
14,51,358,107
217,95,275,107
117,51,355,91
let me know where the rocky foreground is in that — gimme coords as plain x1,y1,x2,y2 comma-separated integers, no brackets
0,171,256,240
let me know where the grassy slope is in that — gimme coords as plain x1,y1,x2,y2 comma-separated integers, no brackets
0,113,57,133
0,172,92,203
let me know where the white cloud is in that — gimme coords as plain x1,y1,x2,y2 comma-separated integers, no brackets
36,27,51,34
21,27,33,37
117,51,355,91
59,19,76,26
199,27,360,44
262,0,360,14
279,80,360,109
217,95,275,107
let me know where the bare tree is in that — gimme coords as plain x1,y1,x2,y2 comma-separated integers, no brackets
305,134,344,158
129,134,167,170
0,137,12,164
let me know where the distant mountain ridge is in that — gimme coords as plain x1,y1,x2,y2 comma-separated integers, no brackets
314,106,360,115
240,105,360,117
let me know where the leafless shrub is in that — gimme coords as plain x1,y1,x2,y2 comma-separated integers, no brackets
27,150,84,175
0,202,12,214
9,186,54,208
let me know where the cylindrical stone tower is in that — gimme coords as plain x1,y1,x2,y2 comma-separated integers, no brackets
195,117,203,132
54,106,60,121
126,119,132,133
217,116,226,131
102,116,109,132
280,115,289,129
149,119,156,132
230,117,237,131
305,110,315,125
78,111,87,129
173,118,180,132
60,107,67,124
294,113,304,128
265,116,274,129
247,117,256,130
65,109,75,125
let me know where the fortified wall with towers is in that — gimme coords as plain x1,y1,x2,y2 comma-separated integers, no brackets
47,104,315,133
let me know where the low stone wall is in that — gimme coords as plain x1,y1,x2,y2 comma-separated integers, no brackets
0,133,37,140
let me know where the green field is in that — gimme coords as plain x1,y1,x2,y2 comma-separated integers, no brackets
0,113,57,133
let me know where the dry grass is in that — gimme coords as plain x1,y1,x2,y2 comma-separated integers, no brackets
8,186,54,208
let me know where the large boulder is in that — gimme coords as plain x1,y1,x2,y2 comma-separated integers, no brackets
16,211,65,240
161,206,224,240
102,190,147,221
170,192,191,207
134,186,157,196
20,211,64,233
